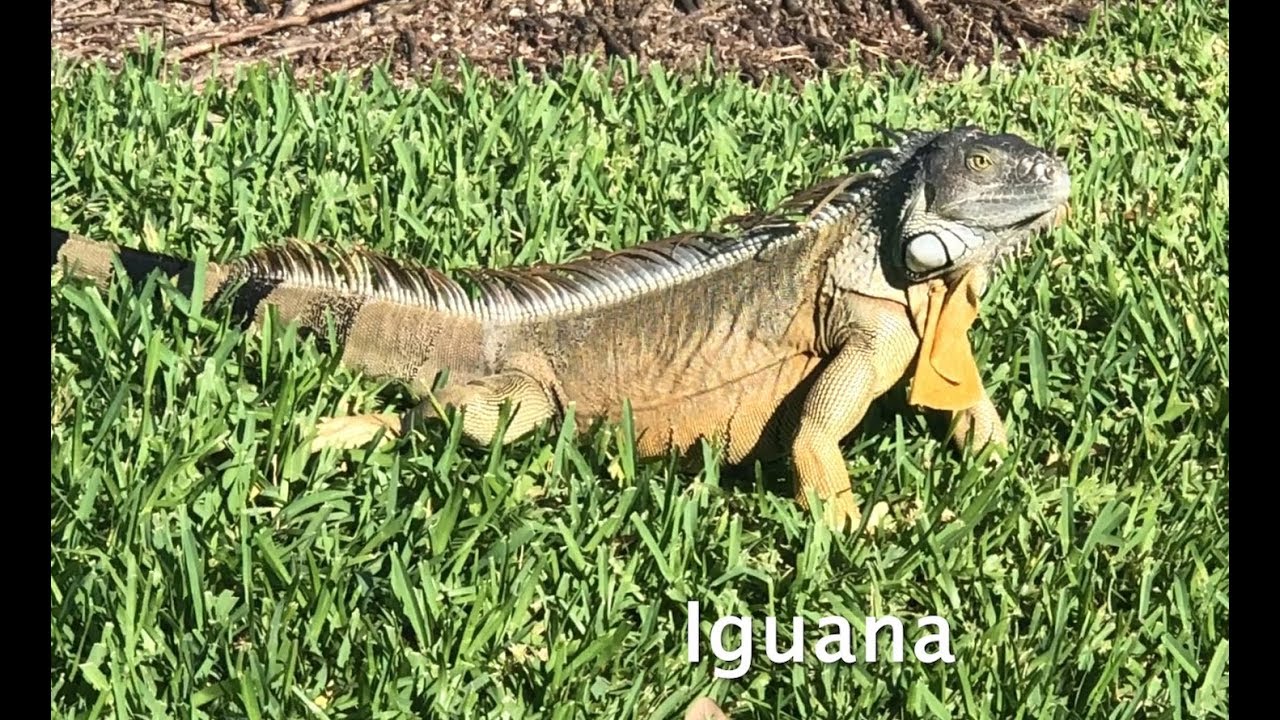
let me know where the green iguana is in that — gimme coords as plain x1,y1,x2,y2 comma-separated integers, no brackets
50,125,1071,531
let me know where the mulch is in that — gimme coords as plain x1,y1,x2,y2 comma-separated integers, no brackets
51,0,1099,88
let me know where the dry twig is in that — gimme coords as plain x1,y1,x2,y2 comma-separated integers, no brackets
170,0,381,61
898,0,961,57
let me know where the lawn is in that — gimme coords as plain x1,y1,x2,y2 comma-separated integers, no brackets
50,0,1229,717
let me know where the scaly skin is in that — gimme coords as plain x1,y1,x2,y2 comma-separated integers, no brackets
51,125,1070,532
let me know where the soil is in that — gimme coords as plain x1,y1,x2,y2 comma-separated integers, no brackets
51,0,1098,88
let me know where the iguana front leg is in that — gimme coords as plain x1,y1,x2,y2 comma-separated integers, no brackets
790,312,919,533
312,370,558,451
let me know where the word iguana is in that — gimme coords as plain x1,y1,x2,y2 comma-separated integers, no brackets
50,125,1071,531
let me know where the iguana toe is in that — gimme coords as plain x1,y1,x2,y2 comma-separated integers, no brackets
864,500,892,534
310,413,403,452
821,493,892,536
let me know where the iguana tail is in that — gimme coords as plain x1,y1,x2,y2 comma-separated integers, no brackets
51,227,215,295
51,226,562,452
50,226,492,396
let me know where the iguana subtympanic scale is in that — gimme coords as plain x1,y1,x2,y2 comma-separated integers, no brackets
51,125,1071,531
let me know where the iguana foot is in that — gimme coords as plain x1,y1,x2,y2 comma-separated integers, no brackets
823,490,891,536
791,428,893,536
430,370,558,447
311,412,404,452
950,393,1009,465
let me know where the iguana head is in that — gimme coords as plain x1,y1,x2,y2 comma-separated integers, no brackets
877,125,1071,284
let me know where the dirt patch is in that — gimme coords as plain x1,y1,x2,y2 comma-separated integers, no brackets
51,0,1097,87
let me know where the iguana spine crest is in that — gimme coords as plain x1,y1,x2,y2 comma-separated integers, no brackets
222,173,885,325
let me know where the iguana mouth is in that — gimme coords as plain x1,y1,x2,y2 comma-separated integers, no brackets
1008,202,1069,232
991,203,1069,270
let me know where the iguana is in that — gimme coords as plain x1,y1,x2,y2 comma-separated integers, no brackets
50,125,1071,531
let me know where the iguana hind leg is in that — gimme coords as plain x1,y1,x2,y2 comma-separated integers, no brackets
312,370,557,451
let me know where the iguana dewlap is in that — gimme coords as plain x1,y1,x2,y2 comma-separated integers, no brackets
907,269,986,412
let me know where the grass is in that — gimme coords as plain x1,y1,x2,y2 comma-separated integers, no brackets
50,1,1229,718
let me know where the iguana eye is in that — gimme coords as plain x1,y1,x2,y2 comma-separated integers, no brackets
966,153,992,171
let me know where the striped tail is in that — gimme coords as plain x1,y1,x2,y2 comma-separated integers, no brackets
50,227,214,295
51,227,491,391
